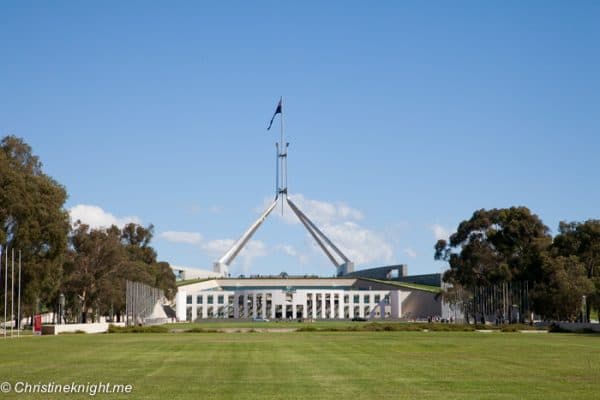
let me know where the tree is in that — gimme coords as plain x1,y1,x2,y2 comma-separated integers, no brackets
120,223,176,300
531,255,593,321
552,220,600,321
63,223,127,322
62,222,176,322
435,207,552,288
0,136,70,321
434,207,552,323
436,283,474,324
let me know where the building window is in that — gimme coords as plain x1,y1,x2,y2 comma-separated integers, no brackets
364,295,370,304
344,295,349,303
353,295,360,303
197,295,203,304
186,295,192,305
207,295,214,304
374,295,380,303
186,306,192,320
218,295,224,304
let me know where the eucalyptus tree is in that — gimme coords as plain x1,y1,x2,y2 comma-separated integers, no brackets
0,136,69,320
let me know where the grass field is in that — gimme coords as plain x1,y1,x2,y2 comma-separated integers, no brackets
0,331,599,399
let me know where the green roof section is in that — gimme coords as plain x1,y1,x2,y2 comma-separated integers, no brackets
176,278,211,287
360,278,442,294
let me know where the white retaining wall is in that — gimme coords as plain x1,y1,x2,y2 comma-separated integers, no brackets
43,322,126,335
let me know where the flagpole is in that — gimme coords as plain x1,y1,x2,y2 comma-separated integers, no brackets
0,247,2,338
280,96,285,215
11,249,14,338
4,247,7,339
17,250,21,338
275,143,279,199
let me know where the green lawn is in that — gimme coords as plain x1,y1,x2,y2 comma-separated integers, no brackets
0,332,598,399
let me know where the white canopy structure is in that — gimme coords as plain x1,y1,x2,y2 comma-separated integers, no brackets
213,99,354,277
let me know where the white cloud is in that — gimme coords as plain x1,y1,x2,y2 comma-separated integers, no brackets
285,194,364,225
69,204,141,229
431,224,451,241
261,194,393,267
202,239,268,272
160,231,203,245
274,244,310,265
403,248,417,259
262,194,364,226
201,239,235,256
276,244,298,257
319,221,393,266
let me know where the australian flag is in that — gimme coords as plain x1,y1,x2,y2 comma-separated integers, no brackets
267,98,282,130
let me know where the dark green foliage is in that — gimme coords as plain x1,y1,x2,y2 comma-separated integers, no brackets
499,324,538,332
181,327,220,333
435,207,551,287
531,256,593,321
436,207,598,322
62,222,176,322
0,136,70,318
1,136,176,323
552,220,600,321
299,323,478,332
107,324,168,333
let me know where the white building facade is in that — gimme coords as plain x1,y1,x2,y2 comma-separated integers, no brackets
174,278,435,321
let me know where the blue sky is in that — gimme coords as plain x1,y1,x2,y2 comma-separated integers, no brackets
1,2,599,277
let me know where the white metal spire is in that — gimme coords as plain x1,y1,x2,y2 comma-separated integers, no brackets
212,100,354,276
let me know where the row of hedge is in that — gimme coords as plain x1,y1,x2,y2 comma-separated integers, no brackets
106,322,542,334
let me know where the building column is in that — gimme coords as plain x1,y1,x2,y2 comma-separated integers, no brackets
390,290,402,319
243,294,249,318
359,295,364,318
338,294,344,320
271,294,276,319
304,296,309,320
252,294,257,319
175,291,187,321
349,292,355,318
311,293,316,319
292,303,297,320
233,295,239,319
320,293,326,319
329,293,335,319
261,293,266,318
202,300,207,319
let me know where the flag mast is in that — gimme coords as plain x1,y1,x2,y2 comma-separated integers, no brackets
17,250,21,338
3,247,7,339
11,249,14,338
279,96,286,215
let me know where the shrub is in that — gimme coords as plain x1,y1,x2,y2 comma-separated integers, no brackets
108,324,168,334
297,326,317,332
59,330,86,335
499,324,539,332
182,327,219,333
